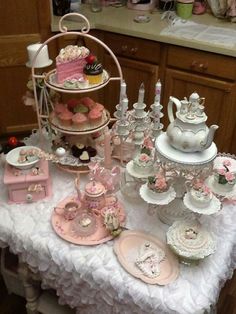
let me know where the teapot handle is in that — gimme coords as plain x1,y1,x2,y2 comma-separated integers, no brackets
168,96,182,123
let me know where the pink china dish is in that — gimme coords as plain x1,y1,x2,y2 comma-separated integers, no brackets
113,230,179,285
51,195,126,246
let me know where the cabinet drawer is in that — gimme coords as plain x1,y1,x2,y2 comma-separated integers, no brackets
104,32,160,64
167,46,236,81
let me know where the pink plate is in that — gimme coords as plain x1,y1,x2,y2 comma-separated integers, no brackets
51,195,126,246
113,230,179,285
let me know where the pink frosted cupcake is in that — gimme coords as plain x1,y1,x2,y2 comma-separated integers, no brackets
93,102,104,112
54,103,67,115
80,97,96,110
72,112,88,129
88,108,102,125
58,109,73,127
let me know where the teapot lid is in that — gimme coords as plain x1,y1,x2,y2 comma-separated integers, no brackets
85,180,106,197
189,92,199,102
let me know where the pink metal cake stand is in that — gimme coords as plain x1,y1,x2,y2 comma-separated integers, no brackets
51,195,126,246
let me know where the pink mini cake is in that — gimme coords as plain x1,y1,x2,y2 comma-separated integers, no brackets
54,103,67,115
72,113,88,129
88,109,102,125
80,97,96,110
56,45,90,84
58,109,73,127
94,103,104,112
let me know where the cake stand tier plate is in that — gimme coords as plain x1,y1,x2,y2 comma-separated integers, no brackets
126,160,154,179
157,198,194,226
140,183,176,205
155,133,217,166
44,69,110,92
49,110,110,135
113,230,179,285
183,192,221,215
51,195,126,246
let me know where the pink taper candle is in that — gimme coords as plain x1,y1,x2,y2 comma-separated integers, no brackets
155,80,162,103
104,127,112,169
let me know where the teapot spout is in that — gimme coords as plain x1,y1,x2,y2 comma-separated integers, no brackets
201,125,219,149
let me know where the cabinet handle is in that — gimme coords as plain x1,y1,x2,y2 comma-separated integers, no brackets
130,47,138,55
121,45,128,52
199,63,208,70
191,60,197,68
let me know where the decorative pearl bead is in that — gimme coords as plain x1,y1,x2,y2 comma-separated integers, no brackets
55,147,66,157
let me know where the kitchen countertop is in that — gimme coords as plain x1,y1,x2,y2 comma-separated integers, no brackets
51,4,236,57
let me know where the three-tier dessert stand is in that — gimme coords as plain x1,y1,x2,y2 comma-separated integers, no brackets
31,13,123,172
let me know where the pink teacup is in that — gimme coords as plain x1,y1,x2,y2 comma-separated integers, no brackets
105,194,119,209
54,201,80,220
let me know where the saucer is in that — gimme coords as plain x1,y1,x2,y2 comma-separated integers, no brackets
126,160,154,179
140,183,176,205
183,192,221,215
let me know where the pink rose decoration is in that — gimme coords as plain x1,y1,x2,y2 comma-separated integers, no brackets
225,172,235,182
139,153,150,162
143,137,153,150
223,159,231,167
217,168,226,175
155,177,168,190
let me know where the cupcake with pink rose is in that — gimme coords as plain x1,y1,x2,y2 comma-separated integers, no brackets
72,112,88,129
88,108,103,126
146,172,173,200
213,157,236,193
80,97,96,110
189,179,213,208
54,103,67,115
58,109,73,127
133,143,155,175
93,102,104,112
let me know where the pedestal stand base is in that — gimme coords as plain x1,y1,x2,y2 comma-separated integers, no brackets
157,198,194,225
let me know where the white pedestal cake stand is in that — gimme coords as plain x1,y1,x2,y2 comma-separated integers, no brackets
155,133,218,225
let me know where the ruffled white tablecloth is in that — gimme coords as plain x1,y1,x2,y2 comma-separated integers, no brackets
0,154,236,314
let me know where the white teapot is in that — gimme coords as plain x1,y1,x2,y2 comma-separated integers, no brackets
166,92,219,152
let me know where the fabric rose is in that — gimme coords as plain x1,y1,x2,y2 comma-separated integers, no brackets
139,153,150,162
217,168,226,175
223,159,231,167
155,177,167,190
225,172,235,182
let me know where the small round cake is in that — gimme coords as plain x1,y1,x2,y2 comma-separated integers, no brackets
133,153,154,176
147,175,170,200
72,112,88,129
213,156,236,193
189,187,213,208
84,62,103,85
93,103,104,112
54,103,67,115
58,110,73,127
88,108,103,125
80,97,96,110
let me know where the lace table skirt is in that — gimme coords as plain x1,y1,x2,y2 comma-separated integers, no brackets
0,161,235,314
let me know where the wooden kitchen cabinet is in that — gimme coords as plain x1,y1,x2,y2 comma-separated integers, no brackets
103,32,160,113
162,46,236,153
0,1,56,137
103,55,159,114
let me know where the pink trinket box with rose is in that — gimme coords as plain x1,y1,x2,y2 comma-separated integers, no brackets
3,159,51,203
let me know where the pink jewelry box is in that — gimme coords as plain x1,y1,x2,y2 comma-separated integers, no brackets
3,159,51,203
